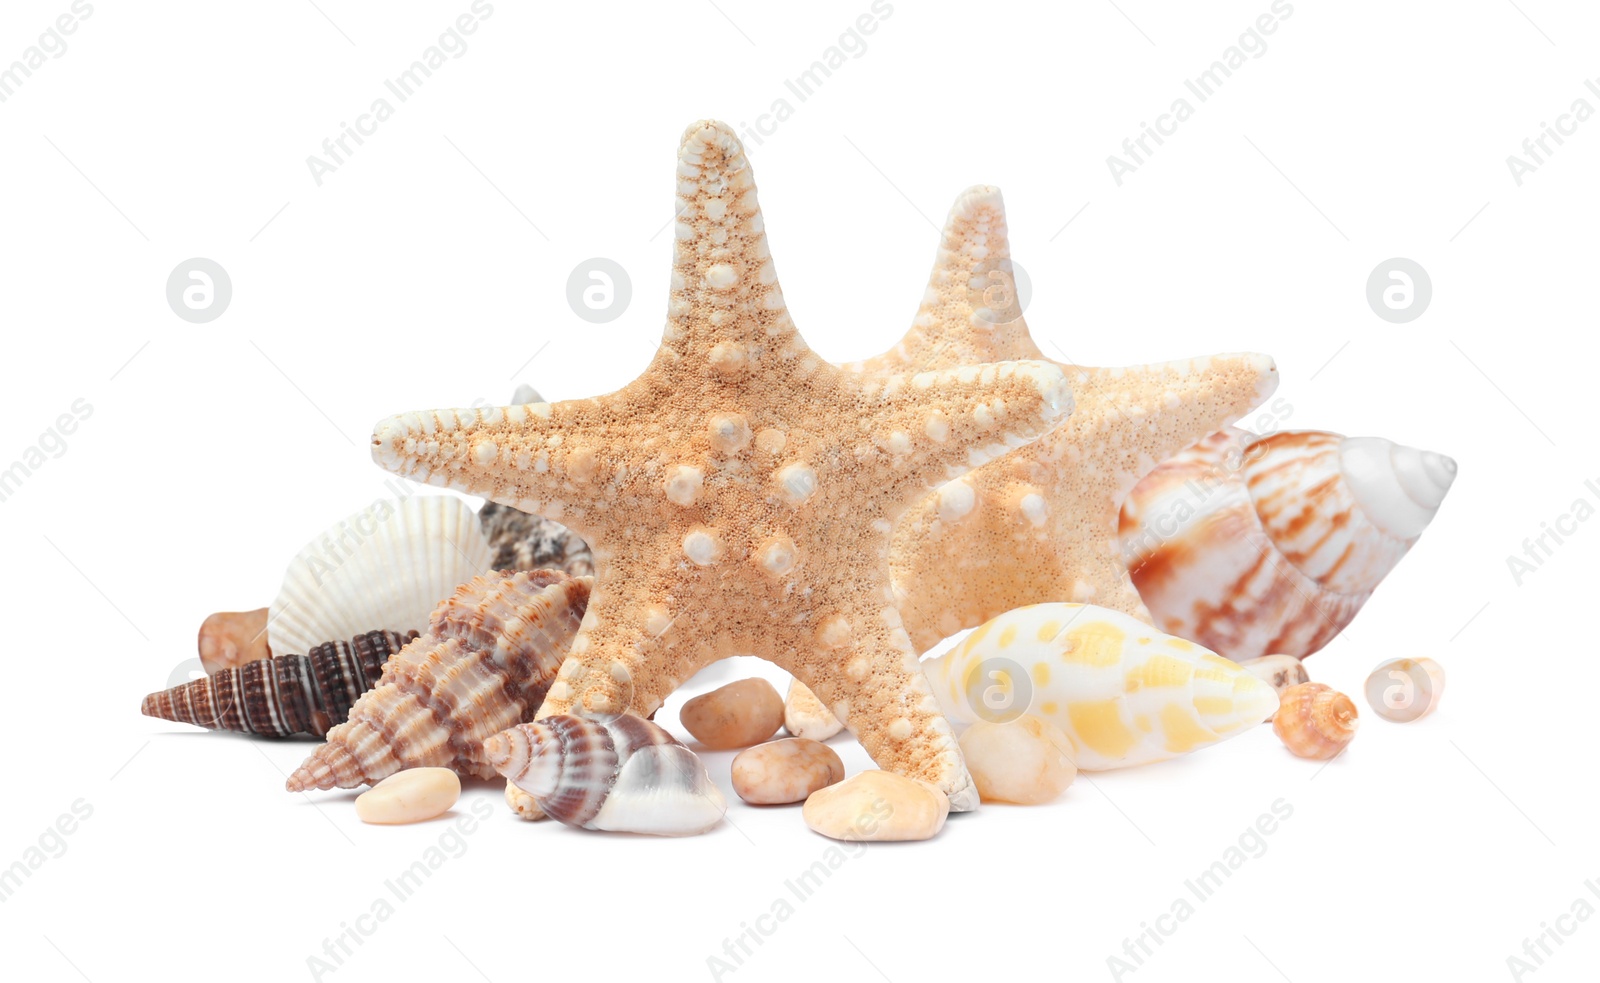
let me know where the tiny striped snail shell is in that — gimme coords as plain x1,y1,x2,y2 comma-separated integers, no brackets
1365,658,1445,722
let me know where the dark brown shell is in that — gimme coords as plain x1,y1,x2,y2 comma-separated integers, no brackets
141,630,417,738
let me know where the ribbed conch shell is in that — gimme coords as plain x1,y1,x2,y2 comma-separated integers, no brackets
142,630,416,738
268,494,495,659
285,569,591,792
923,603,1279,771
1119,428,1457,661
485,713,727,836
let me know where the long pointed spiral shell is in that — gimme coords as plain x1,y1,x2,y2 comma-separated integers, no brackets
923,603,1278,771
285,570,591,792
143,630,417,738
1119,428,1457,661
485,713,726,835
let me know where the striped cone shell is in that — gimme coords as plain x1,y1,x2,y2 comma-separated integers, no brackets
285,569,591,792
1120,427,1456,661
923,603,1279,771
142,630,416,738
485,714,727,836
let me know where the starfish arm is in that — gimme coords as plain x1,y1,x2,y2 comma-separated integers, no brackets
776,599,976,812
848,359,1073,499
533,574,710,721
1060,353,1280,492
845,185,1044,376
370,396,616,530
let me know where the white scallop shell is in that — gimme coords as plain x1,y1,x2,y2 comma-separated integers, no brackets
1118,428,1456,661
268,495,494,657
923,603,1278,771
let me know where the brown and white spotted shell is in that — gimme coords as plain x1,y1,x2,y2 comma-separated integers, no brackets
478,502,594,577
142,630,417,738
485,713,726,836
1120,427,1456,661
285,569,591,792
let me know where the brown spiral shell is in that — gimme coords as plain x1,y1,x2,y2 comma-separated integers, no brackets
142,630,417,738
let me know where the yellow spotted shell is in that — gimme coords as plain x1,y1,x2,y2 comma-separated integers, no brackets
923,603,1279,770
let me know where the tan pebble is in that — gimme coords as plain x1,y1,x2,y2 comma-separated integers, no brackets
354,768,461,825
1240,654,1310,699
679,677,783,750
196,608,270,674
802,770,949,841
1273,682,1358,760
959,715,1076,804
731,739,845,804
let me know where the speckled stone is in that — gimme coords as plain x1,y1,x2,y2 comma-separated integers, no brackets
731,738,844,804
959,715,1076,805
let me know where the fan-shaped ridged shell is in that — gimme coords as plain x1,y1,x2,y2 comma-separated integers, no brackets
486,713,726,835
285,570,591,791
143,630,416,738
922,603,1279,771
268,495,495,659
1119,428,1456,661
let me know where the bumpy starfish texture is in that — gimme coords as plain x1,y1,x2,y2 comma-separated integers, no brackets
370,123,1076,811
852,185,1280,650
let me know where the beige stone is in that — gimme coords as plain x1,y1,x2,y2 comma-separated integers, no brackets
802,770,949,842
354,768,460,825
731,738,844,804
959,716,1076,805
784,678,844,741
679,678,784,750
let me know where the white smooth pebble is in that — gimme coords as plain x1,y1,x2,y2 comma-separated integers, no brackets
355,768,461,825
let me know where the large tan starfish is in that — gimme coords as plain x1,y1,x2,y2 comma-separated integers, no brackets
369,124,1076,811
854,185,1280,650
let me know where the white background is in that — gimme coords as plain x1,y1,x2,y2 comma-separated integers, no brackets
0,1,1594,981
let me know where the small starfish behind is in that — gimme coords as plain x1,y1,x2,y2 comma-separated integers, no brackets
369,123,1078,810
855,185,1280,650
